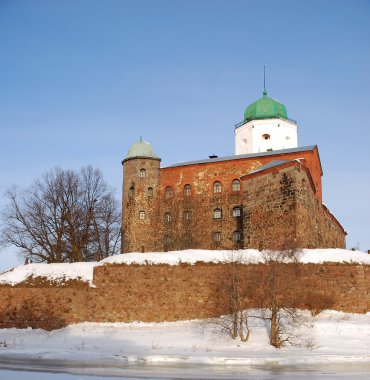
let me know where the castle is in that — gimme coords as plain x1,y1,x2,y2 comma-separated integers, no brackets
121,90,346,253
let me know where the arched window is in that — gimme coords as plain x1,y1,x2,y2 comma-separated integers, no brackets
233,206,241,218
233,231,241,242
232,179,240,192
128,186,134,199
262,134,271,140
213,232,221,243
165,212,172,223
184,184,191,196
140,168,146,178
213,208,222,219
285,136,291,140
213,181,221,194
184,211,191,222
139,211,145,220
147,187,153,197
165,186,173,199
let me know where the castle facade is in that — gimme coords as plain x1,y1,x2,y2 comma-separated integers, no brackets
121,90,346,253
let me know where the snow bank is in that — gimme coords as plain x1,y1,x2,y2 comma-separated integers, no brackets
0,249,369,286
0,262,95,286
0,311,369,366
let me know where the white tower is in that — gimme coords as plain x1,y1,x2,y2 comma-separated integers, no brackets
235,90,298,155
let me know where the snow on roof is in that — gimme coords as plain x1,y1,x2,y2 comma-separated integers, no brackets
0,249,369,287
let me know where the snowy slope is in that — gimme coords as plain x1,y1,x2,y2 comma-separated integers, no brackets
0,311,369,366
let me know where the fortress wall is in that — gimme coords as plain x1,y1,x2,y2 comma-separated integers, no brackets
242,165,345,250
0,262,368,330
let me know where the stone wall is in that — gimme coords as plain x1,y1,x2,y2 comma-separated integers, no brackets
242,163,345,250
0,261,368,330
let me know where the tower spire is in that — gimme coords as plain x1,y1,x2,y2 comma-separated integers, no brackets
263,65,267,98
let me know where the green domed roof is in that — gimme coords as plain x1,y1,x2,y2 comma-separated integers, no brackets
124,139,160,161
244,90,287,121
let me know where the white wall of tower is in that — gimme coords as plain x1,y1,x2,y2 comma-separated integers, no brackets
235,118,298,155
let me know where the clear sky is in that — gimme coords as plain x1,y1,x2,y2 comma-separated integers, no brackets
0,0,369,271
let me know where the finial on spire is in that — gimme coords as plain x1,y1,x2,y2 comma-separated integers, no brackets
140,136,143,142
263,65,267,98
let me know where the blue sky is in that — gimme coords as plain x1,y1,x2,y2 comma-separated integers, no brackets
0,0,369,270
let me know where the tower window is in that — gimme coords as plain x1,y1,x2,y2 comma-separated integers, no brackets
213,208,222,219
262,134,271,140
233,207,241,218
165,212,172,223
233,231,241,242
128,186,134,199
184,211,191,221
147,187,153,197
213,232,221,243
184,184,191,196
232,179,240,192
140,168,146,178
165,186,173,199
213,181,221,194
139,211,145,220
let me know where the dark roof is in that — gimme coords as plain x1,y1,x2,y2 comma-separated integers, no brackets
164,145,317,169
248,160,290,175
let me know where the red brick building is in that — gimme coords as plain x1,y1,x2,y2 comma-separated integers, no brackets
121,91,346,253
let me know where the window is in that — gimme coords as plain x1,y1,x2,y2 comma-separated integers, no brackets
184,184,191,196
233,207,241,217
213,208,222,219
128,186,134,199
213,181,221,194
184,211,191,222
233,231,241,242
165,212,172,223
139,211,145,220
164,235,172,248
165,186,173,199
232,179,240,192
262,134,271,140
147,187,153,197
213,232,221,243
140,168,146,178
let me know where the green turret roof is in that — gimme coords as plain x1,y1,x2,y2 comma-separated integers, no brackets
124,139,160,162
244,90,288,121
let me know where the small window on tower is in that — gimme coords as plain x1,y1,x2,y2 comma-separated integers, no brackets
184,211,191,222
184,184,191,196
232,179,240,192
139,211,145,220
147,187,153,197
262,134,271,140
233,207,241,218
165,213,172,223
165,186,173,199
213,208,222,219
213,232,221,243
233,231,241,242
213,181,221,194
140,168,146,178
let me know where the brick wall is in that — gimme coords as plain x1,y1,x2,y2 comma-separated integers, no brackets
0,262,368,330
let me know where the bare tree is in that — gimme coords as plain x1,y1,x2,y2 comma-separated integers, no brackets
204,252,251,342
0,166,121,263
250,247,305,348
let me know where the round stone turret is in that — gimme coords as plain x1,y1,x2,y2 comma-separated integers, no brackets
123,139,160,163
121,139,161,253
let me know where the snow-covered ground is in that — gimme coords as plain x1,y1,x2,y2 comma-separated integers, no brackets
0,311,369,366
0,248,369,286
